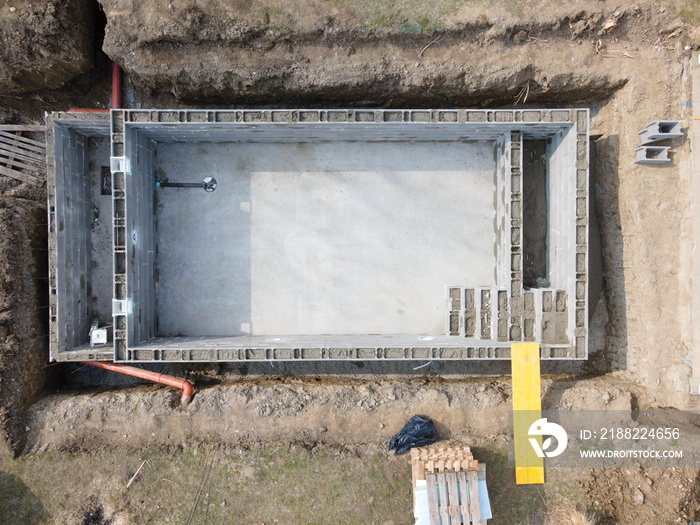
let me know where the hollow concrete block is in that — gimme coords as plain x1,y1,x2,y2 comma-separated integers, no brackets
634,146,670,164
638,120,683,145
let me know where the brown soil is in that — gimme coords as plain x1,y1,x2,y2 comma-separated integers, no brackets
0,0,96,95
1,0,700,523
0,195,51,456
20,375,638,454
583,466,700,524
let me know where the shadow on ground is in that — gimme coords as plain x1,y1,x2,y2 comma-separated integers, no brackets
0,471,49,524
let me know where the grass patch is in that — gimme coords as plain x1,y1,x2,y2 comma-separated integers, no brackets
328,0,473,31
681,1,700,25
0,442,589,524
473,444,588,525
0,444,413,524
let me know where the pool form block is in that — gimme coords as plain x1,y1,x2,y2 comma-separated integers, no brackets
638,120,684,145
635,146,671,164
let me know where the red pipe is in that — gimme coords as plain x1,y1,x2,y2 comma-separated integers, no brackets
81,361,193,404
112,61,122,109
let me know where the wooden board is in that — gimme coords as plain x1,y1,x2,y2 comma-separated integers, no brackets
411,445,477,483
467,470,482,523
457,471,471,520
437,474,449,524
426,473,440,525
446,472,460,523
0,141,45,163
0,164,42,186
0,151,43,172
0,125,45,132
0,130,45,149
0,132,46,155
426,471,485,524
0,130,46,186
511,342,545,485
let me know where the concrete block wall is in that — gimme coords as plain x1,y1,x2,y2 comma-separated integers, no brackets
574,109,589,359
110,111,129,361
447,286,506,342
124,127,157,349
447,286,573,358
510,131,524,342
110,118,158,360
442,109,589,360
47,113,111,360
47,108,589,363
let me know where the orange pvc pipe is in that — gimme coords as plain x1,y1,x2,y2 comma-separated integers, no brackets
81,361,193,404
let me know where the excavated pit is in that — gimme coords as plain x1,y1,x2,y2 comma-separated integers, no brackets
8,0,690,456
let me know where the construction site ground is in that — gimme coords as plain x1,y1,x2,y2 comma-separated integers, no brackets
2,0,700,523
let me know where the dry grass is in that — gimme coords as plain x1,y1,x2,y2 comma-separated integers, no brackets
0,444,415,524
545,507,597,525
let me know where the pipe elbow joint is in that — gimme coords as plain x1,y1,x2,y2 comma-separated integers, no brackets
180,381,194,405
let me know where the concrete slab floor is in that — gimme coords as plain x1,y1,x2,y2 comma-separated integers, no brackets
155,141,497,337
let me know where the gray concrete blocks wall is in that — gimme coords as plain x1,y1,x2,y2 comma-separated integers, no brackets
439,111,586,360
110,112,128,361
118,108,574,126
47,112,112,362
510,131,524,343
47,108,589,363
575,109,589,359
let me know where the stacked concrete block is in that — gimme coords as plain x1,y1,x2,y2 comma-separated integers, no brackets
497,290,509,342
110,111,130,361
575,109,589,359
464,288,476,338
523,291,536,342
446,286,510,343
635,120,683,165
480,289,492,340
448,287,461,336
509,132,524,342
540,290,569,344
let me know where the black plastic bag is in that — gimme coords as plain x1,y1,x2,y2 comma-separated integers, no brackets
388,415,437,455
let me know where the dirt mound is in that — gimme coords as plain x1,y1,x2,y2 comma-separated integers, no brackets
0,197,51,455
0,0,96,95
20,375,635,455
583,467,700,524
96,0,651,105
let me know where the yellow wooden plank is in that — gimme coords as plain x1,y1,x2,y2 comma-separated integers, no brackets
511,342,544,485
